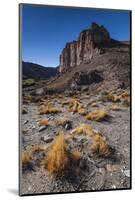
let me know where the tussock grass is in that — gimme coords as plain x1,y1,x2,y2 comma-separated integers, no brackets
90,133,112,157
38,119,49,126
106,93,121,102
39,104,61,114
42,133,69,173
70,123,112,158
123,96,130,106
67,99,87,115
55,117,71,127
70,150,82,161
71,123,95,137
21,151,33,172
86,110,109,121
110,105,121,111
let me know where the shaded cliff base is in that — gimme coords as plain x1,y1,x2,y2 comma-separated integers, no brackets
45,45,130,94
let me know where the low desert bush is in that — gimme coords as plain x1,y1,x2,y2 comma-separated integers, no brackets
86,110,109,121
23,78,36,87
110,105,121,111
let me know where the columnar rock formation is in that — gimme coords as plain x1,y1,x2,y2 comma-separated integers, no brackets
59,23,111,73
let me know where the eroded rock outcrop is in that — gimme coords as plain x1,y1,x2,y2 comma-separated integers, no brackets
59,23,112,73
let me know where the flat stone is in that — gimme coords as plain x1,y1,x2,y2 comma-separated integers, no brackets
123,169,130,177
38,126,47,132
41,136,53,143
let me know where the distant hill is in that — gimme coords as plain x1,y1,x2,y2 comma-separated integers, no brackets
22,61,57,80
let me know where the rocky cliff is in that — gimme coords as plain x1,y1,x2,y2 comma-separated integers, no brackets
59,23,121,73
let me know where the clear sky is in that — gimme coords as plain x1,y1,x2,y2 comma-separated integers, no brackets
21,4,130,67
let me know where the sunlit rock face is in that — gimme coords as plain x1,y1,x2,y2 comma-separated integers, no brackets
59,22,111,73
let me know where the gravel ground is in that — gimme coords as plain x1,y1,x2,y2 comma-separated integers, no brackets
20,92,131,195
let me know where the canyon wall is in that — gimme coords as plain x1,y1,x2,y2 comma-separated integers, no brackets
59,23,111,73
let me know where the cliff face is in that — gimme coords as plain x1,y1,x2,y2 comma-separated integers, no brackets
59,23,111,73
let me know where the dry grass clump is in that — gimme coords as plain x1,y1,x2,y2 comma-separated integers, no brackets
23,95,32,104
123,96,130,106
71,123,95,137
110,105,121,111
67,99,87,115
55,117,71,127
86,110,109,121
106,92,121,102
38,119,49,126
29,145,46,154
70,150,82,161
43,133,69,173
77,108,87,115
90,133,112,157
21,151,33,172
39,104,61,114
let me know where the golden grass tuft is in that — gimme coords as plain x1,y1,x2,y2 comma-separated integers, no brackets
110,105,121,111
67,99,86,116
70,150,82,161
106,93,121,102
71,123,95,137
86,110,109,121
21,151,33,171
29,145,45,154
38,119,49,126
55,117,71,126
90,133,112,157
123,96,130,106
39,105,61,114
43,133,69,173
77,108,87,115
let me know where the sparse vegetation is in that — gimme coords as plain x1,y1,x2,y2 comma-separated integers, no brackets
39,104,61,114
86,110,109,121
42,133,69,173
110,105,121,111
55,117,71,127
90,133,112,157
23,79,36,87
21,151,33,172
71,123,95,137
38,119,49,126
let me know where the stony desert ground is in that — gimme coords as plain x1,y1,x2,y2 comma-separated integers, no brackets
20,89,130,195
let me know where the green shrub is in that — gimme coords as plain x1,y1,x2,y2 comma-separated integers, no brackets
23,79,35,87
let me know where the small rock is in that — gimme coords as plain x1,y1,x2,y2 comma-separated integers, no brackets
32,125,36,129
65,122,72,130
38,126,47,132
98,168,106,175
123,169,130,177
41,136,53,143
22,107,28,114
23,120,29,125
106,164,119,172
112,185,116,189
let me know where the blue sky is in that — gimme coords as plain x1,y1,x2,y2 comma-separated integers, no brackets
21,4,130,67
